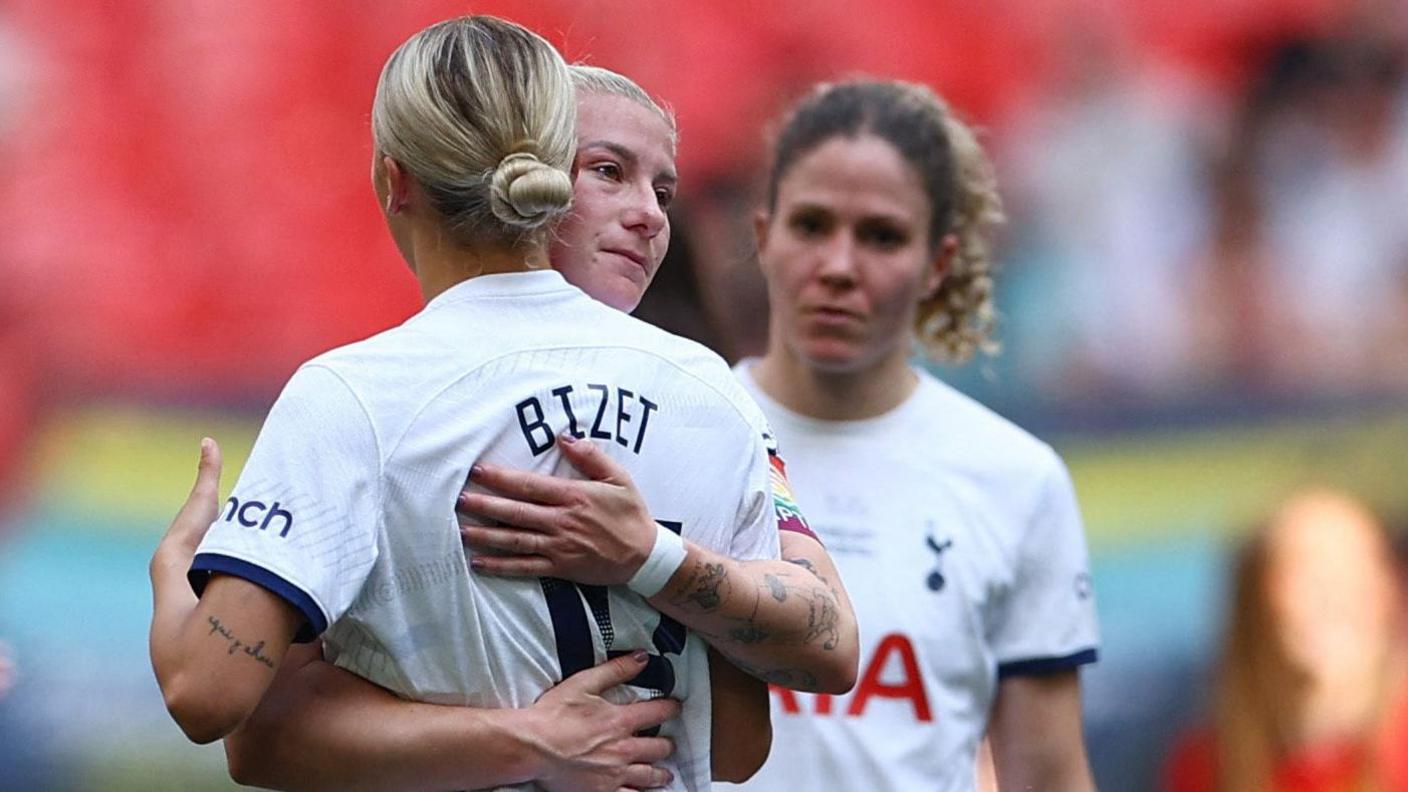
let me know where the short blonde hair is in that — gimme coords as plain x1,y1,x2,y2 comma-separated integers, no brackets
372,16,575,246
569,64,677,147
767,81,1005,363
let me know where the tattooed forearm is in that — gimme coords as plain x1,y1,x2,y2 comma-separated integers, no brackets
655,550,854,692
754,569,841,648
669,559,730,611
206,616,276,669
708,570,840,650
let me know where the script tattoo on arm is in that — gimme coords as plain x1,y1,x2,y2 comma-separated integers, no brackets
206,615,276,669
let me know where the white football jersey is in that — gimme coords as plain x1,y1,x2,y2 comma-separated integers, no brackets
190,271,781,792
728,361,1099,792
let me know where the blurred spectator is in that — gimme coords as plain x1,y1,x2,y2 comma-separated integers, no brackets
1250,27,1408,395
1163,490,1408,792
1001,19,1217,400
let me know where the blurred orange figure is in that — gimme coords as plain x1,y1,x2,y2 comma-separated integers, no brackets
1164,490,1408,791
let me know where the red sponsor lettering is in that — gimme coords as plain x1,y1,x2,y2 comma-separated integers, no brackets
848,633,931,721
774,684,800,714
768,632,932,722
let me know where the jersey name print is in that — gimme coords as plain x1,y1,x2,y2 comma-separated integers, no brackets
190,271,781,792
514,381,660,456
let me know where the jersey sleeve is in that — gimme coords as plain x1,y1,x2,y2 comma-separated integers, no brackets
727,411,784,563
989,451,1100,678
188,364,381,642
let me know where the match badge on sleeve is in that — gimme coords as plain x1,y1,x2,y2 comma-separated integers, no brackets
767,450,812,535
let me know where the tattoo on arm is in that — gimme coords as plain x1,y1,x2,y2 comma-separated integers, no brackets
764,573,788,603
206,616,276,669
785,556,834,591
729,655,821,692
670,560,730,612
758,567,841,650
729,624,771,644
804,589,840,650
784,556,819,577
714,567,841,651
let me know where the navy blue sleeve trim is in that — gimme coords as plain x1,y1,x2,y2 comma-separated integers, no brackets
188,553,329,643
997,647,1098,680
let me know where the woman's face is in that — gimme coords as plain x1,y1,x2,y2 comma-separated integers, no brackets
1265,493,1400,683
757,134,945,374
550,92,677,312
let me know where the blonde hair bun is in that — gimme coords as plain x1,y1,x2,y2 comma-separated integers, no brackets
489,151,574,229
371,16,575,245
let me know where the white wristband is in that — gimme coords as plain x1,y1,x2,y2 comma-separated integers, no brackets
626,522,688,598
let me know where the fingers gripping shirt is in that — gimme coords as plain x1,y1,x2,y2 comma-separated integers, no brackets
190,364,380,641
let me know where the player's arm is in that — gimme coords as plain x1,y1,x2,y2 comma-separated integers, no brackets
652,529,856,693
985,452,1099,791
149,439,303,743
459,434,859,694
156,439,677,790
986,670,1096,791
708,647,771,783
225,645,677,792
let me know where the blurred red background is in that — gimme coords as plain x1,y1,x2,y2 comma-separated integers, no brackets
0,0,1358,402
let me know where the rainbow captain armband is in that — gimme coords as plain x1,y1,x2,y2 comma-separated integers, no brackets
769,451,818,541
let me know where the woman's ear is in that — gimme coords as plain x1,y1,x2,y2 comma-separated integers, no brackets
925,233,959,298
381,156,411,215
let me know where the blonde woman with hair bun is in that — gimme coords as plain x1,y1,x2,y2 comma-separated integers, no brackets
148,18,792,791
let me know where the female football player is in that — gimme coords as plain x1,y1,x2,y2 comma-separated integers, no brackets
727,79,1101,791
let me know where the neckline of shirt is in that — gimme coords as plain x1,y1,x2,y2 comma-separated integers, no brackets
735,357,933,436
422,269,576,313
